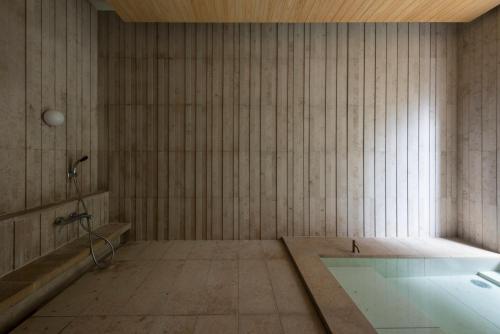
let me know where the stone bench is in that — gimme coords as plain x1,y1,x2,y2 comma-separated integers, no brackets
0,223,131,333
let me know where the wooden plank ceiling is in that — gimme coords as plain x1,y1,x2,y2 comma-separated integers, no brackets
106,0,499,22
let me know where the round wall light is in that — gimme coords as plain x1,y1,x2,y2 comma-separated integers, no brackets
43,110,65,127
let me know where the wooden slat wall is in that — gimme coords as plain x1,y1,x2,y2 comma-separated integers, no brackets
99,12,459,240
0,0,103,275
457,7,500,252
0,191,109,278
0,0,100,215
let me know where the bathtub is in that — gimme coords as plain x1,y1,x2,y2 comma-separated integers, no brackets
321,257,500,334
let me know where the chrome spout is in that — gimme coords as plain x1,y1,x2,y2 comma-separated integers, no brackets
352,240,360,253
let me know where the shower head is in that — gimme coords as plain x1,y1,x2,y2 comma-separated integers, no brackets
68,156,88,179
75,155,88,164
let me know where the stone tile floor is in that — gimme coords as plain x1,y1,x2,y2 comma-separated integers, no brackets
13,240,325,333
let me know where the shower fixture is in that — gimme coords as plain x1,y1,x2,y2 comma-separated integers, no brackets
68,155,88,179
57,155,115,268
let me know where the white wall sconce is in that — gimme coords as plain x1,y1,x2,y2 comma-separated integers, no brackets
43,110,65,127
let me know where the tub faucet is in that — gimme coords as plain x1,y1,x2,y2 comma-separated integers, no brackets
352,240,360,253
55,212,93,226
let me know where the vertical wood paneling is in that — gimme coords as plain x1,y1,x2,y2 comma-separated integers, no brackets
336,23,348,237
446,24,458,239
429,24,437,237
261,24,277,239
292,24,304,237
81,0,91,195
249,23,262,239
0,191,109,277
397,23,409,237
437,23,449,238
54,0,67,202
0,0,100,275
386,23,398,237
8,0,26,214
457,23,468,240
374,23,386,237
276,23,288,238
232,24,240,240
185,23,195,240
222,24,235,239
459,23,470,242
206,24,213,239
309,24,326,237
497,9,500,253
147,23,158,240
122,21,135,236
195,24,207,240
325,23,337,237
457,7,500,252
169,24,186,240
14,214,40,268
68,0,79,198
303,24,311,237
419,23,431,237
347,23,364,237
41,0,56,206
26,0,42,209
157,23,168,240
408,23,420,237
363,24,375,237
0,0,99,222
135,23,146,240
0,0,25,213
90,5,99,194
7,1,499,259
211,24,222,240
99,16,460,241
0,221,14,276
239,24,250,240
40,210,56,255
125,21,137,236
286,24,295,237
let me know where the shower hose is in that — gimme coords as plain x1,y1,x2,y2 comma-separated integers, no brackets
72,177,115,268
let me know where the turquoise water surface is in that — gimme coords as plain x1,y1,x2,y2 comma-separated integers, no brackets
322,257,500,334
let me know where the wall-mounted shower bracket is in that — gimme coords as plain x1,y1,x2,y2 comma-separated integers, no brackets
68,156,89,179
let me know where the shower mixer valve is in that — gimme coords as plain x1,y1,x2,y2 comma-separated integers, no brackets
55,212,93,226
